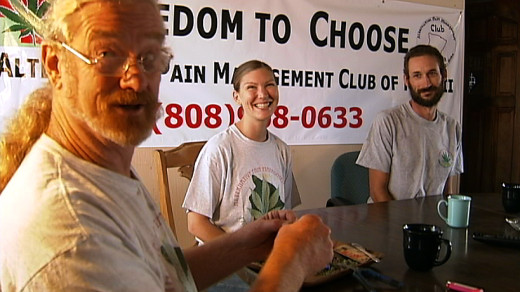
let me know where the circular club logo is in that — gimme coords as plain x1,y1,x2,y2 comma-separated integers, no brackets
416,16,457,64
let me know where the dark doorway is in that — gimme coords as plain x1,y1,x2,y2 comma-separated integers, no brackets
462,0,520,193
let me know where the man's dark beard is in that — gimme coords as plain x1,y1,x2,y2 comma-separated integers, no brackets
409,83,444,107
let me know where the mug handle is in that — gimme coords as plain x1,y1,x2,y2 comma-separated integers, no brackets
437,200,448,223
433,238,452,266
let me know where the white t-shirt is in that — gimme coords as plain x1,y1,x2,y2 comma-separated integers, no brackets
357,102,464,200
183,124,301,233
0,135,196,292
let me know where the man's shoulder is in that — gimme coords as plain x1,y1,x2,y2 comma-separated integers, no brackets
376,103,407,117
4,135,62,192
436,109,460,125
372,103,409,125
0,144,88,291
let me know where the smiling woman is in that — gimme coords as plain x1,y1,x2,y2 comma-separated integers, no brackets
183,60,301,244
232,61,279,136
181,59,303,258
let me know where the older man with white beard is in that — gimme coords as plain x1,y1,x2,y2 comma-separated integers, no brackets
0,1,333,291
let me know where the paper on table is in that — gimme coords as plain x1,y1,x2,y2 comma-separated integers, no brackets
247,241,384,287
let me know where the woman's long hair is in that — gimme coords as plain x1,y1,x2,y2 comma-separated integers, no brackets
0,84,52,193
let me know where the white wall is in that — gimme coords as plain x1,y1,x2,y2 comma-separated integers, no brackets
132,0,465,248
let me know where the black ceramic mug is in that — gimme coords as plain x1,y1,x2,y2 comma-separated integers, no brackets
402,224,452,271
502,183,520,213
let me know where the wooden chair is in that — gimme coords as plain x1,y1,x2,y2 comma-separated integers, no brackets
154,141,205,237
155,141,256,286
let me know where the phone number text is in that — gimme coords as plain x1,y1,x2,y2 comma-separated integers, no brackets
160,103,363,130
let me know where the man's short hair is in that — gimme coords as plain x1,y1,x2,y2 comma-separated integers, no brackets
403,45,447,78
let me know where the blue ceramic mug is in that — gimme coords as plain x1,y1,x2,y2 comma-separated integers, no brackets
437,195,472,228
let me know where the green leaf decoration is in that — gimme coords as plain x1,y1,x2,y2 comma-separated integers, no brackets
36,2,49,18
250,209,263,220
1,1,47,45
250,190,263,212
439,150,453,167
19,29,31,38
249,174,285,220
261,178,270,213
0,7,29,25
442,152,451,163
3,24,26,33
28,0,37,13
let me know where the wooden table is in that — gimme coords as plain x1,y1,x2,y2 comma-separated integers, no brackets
296,193,520,292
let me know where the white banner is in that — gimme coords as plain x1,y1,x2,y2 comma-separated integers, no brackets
0,0,464,147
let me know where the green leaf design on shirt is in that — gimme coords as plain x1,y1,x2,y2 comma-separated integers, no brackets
440,151,453,167
249,174,284,219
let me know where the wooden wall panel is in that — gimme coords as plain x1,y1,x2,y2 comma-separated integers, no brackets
495,108,515,188
495,52,516,97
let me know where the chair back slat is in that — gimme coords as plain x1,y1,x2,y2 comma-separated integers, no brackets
154,141,206,236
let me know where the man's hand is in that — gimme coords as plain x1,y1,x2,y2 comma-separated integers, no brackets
229,215,287,261
273,214,333,277
261,209,297,223
250,214,333,292
183,215,286,289
227,210,298,261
